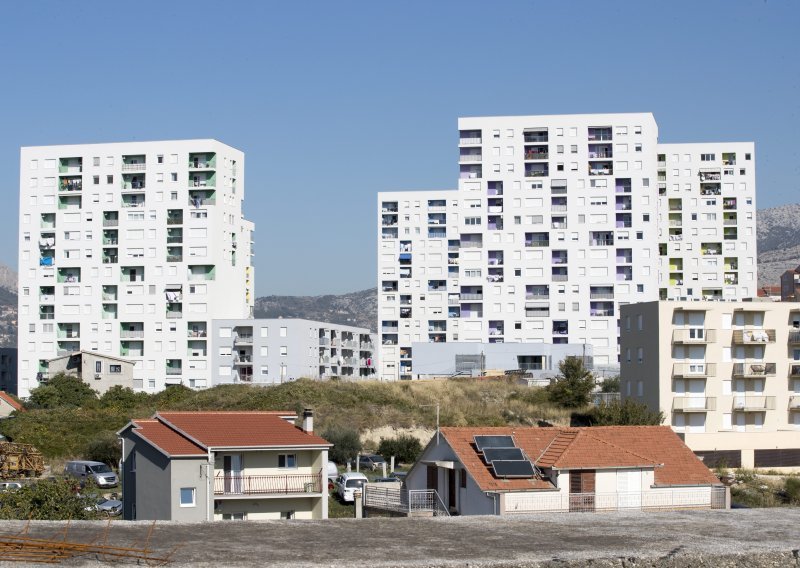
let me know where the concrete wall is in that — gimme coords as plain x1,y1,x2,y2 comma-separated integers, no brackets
0,348,18,396
48,352,135,394
120,429,174,520
169,457,209,521
213,497,319,520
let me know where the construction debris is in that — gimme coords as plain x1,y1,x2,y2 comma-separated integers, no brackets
0,519,180,565
0,442,44,479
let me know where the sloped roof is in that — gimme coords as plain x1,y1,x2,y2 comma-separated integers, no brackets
156,411,332,449
130,419,206,457
0,391,23,412
440,425,718,493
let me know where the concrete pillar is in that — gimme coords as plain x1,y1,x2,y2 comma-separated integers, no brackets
390,456,395,473
382,462,387,477
354,489,363,519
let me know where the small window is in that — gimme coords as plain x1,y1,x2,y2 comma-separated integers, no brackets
280,346,287,356
278,454,297,468
93,175,100,185
460,469,467,488
106,175,114,184
95,361,102,373
745,153,751,160
179,487,196,507
157,155,164,164
171,172,178,182
110,365,122,373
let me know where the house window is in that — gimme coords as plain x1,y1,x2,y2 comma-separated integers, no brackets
223,512,246,520
278,454,297,469
130,451,136,473
460,469,467,488
110,365,122,373
280,511,295,520
179,487,195,507
280,346,287,356
95,361,102,373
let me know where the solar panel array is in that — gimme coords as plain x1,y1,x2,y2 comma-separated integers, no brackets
473,434,537,479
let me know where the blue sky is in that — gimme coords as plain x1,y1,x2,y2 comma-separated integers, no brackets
2,1,797,295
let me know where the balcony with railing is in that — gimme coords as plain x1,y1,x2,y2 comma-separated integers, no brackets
732,329,776,344
589,287,614,300
459,164,482,179
732,362,776,379
673,397,716,412
789,396,800,410
673,362,716,378
167,210,184,225
525,163,549,177
525,233,550,247
588,143,612,159
166,303,183,319
189,191,216,207
234,333,253,345
458,130,482,145
587,127,612,141
459,149,482,163
523,129,548,143
189,152,216,170
59,176,82,193
525,303,549,318
590,301,614,317
524,145,549,160
672,329,716,344
732,396,776,412
213,471,322,496
723,198,737,210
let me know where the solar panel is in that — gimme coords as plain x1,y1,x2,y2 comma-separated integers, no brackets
482,447,525,463
474,435,516,452
492,460,536,478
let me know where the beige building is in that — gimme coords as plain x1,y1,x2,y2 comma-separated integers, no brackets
45,351,135,394
621,301,800,470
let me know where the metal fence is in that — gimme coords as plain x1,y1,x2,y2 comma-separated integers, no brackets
504,487,726,515
364,486,450,517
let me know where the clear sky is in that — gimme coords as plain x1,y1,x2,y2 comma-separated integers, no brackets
1,1,798,295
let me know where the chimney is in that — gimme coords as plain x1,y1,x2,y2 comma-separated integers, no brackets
302,408,314,434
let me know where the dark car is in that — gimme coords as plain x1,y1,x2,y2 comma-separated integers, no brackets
356,454,386,471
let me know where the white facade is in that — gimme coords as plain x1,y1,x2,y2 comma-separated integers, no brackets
377,113,757,380
18,140,254,397
211,318,376,385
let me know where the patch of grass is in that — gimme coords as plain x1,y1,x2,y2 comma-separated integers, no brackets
327,493,354,519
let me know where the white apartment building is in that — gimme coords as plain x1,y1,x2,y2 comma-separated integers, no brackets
18,140,254,397
377,113,757,380
620,301,800,470
657,143,756,300
210,318,376,385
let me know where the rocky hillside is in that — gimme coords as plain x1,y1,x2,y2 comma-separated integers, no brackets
756,204,800,287
254,288,377,332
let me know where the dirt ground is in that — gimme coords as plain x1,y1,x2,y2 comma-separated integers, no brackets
1,508,799,567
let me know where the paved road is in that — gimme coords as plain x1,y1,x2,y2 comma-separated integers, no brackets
1,509,799,566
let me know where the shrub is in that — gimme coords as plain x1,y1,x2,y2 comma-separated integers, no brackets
546,357,595,408
0,477,98,520
784,477,800,505
377,434,423,464
84,432,121,466
27,374,99,409
599,375,620,393
322,425,362,465
583,399,665,426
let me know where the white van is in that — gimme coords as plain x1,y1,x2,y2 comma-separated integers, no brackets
64,460,119,488
335,472,368,502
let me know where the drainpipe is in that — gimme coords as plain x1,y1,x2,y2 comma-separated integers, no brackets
206,449,213,521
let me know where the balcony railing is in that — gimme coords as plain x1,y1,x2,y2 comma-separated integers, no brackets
732,362,776,378
789,396,800,410
732,329,776,344
120,330,145,338
672,362,716,378
789,331,800,345
672,397,716,412
732,396,776,412
672,329,716,344
121,163,146,172
165,367,183,375
213,472,322,496
790,365,800,378
460,293,483,301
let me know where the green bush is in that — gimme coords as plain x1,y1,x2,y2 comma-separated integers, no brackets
784,477,800,505
377,434,423,465
84,432,121,466
322,425,362,465
0,477,99,520
584,399,665,426
27,374,99,409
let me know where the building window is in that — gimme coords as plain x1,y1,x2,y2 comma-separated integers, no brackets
106,175,114,184
130,451,136,473
110,365,122,373
700,154,715,161
280,511,295,520
460,469,467,488
280,346,287,356
179,487,196,507
278,454,297,469
279,327,287,337
95,361,102,373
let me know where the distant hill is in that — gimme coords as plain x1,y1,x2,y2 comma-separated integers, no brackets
254,288,377,332
757,204,800,287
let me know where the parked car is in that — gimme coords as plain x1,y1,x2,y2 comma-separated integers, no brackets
335,472,368,503
87,496,123,517
0,482,22,491
64,460,118,488
355,454,386,472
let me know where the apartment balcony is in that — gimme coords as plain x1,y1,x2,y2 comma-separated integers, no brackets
234,334,253,345
789,396,800,410
788,331,800,345
526,239,550,247
733,396,776,412
103,218,119,227
233,355,253,366
732,362,776,379
732,329,776,344
460,293,483,301
121,163,146,172
698,171,721,182
672,397,716,412
723,199,737,210
790,365,800,379
458,134,482,146
672,329,717,344
213,472,322,496
589,292,614,300
166,310,183,319
165,367,183,376
587,127,612,141
59,178,82,193
120,330,145,339
189,153,217,170
672,362,716,378
588,162,613,176
524,165,549,178
459,153,482,163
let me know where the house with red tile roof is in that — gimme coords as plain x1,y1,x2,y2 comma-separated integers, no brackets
117,409,332,521
401,425,725,516
0,391,23,418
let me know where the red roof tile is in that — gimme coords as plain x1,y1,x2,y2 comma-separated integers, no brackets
0,391,23,412
130,419,206,457
440,425,718,493
156,411,332,448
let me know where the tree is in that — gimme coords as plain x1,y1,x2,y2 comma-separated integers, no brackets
546,357,596,408
27,374,98,409
99,385,151,413
586,399,665,426
377,434,423,464
599,375,620,393
321,425,361,465
84,431,122,465
0,477,99,520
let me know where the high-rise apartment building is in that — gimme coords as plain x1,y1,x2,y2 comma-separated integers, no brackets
377,113,757,380
18,140,254,397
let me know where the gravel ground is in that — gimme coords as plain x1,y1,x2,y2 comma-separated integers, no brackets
1,509,799,567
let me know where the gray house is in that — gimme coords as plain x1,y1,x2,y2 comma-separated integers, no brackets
118,409,332,521
45,351,135,394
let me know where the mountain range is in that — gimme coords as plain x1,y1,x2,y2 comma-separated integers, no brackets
0,203,797,346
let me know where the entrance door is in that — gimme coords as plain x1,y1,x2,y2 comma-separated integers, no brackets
447,468,456,512
224,454,243,494
569,470,595,512
426,465,438,491
616,469,641,509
